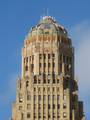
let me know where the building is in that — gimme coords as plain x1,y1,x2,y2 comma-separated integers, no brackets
11,16,85,120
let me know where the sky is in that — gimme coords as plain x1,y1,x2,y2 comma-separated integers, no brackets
0,0,90,119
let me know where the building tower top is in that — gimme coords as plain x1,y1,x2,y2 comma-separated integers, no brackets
30,16,68,37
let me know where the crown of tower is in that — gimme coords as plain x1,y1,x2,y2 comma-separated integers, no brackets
30,16,68,36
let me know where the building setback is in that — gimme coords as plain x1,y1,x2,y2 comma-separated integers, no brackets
10,16,85,120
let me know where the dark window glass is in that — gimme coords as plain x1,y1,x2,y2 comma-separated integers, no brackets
27,113,30,118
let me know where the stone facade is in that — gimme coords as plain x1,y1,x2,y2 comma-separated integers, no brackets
10,16,85,120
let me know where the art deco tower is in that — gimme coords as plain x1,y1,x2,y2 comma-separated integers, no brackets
11,16,85,120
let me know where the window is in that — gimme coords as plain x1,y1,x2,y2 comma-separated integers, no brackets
32,64,34,71
57,87,60,92
27,113,30,118
27,104,31,110
53,78,55,84
60,63,62,72
48,104,50,109
53,95,55,100
38,95,41,101
57,95,60,101
43,104,46,109
63,103,67,109
63,95,67,100
48,87,50,92
26,81,29,87
44,54,46,59
34,78,37,84
60,54,62,61
43,95,46,101
19,106,22,110
53,62,55,67
34,87,36,92
53,87,55,92
48,95,50,101
30,56,31,61
24,58,25,63
34,95,36,101
44,63,46,67
48,114,51,118
48,54,50,59
53,113,55,118
39,63,42,67
38,79,41,84
57,115,60,118
48,63,50,68
38,104,41,109
63,55,65,62
32,55,34,60
21,113,24,119
57,104,60,109
38,87,41,92
43,79,46,84
34,113,36,118
63,112,67,118
25,65,28,71
53,104,55,109
57,79,59,83
19,93,23,102
39,54,42,59
52,53,55,57
43,87,45,92
34,104,36,109
27,91,31,100
26,57,28,63
48,79,50,83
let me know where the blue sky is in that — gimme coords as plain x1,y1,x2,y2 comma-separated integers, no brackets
0,0,90,119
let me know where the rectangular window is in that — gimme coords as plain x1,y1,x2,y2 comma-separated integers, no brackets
19,106,22,110
63,112,67,118
57,79,59,83
48,79,50,83
25,65,28,71
48,104,50,109
38,79,41,84
34,95,36,101
48,54,50,59
38,95,41,101
53,104,55,109
44,54,46,59
26,57,28,63
57,95,60,101
60,63,62,72
53,62,55,67
27,113,30,118
39,63,42,67
48,95,50,101
43,78,46,84
19,93,23,102
44,63,46,67
27,95,31,101
57,104,60,109
60,54,62,61
39,54,42,59
27,104,31,110
52,53,55,57
63,103,67,109
53,78,55,84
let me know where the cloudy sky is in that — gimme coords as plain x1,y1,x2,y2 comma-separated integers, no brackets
0,0,90,120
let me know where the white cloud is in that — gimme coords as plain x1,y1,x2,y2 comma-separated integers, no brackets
70,20,90,119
